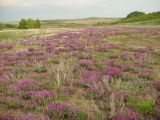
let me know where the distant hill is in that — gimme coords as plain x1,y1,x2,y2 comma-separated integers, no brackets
41,18,117,28
0,18,117,29
112,11,160,25
0,22,18,30
1,12,160,30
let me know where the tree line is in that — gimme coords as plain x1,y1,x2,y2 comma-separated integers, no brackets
18,19,41,29
0,23,17,30
126,11,160,18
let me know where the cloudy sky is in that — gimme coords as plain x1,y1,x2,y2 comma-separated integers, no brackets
0,0,160,21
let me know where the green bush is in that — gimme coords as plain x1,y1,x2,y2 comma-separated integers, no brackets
135,100,155,114
34,65,47,73
0,23,17,30
41,82,53,90
126,11,146,18
18,18,41,29
76,111,88,120
8,100,21,109
5,23,17,28
17,69,27,78
35,19,41,28
22,93,32,100
18,19,27,29
33,76,43,81
23,86,38,91
47,103,88,120
0,23,4,30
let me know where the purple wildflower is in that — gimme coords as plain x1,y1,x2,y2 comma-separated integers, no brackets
0,76,9,83
121,52,134,60
154,81,160,91
113,109,141,120
79,59,95,68
104,67,122,77
27,90,55,99
139,70,153,79
99,44,118,52
18,80,38,90
47,103,72,111
80,70,101,77
0,43,13,50
84,85,105,99
63,86,76,95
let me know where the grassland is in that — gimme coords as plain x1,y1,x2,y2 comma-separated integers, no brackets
112,12,160,25
0,18,160,120
0,28,74,43
41,18,117,28
0,18,117,30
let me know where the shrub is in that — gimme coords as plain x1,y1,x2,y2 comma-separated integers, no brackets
18,80,38,91
104,67,122,77
21,92,32,100
7,100,21,109
113,109,141,120
76,111,88,120
84,87,99,99
18,19,27,29
135,100,155,114
154,81,160,91
139,70,153,79
46,103,74,120
27,90,55,100
17,69,27,78
35,19,41,28
34,65,47,73
18,18,41,29
79,59,95,70
41,82,53,90
46,103,88,120
126,11,146,18
33,76,43,81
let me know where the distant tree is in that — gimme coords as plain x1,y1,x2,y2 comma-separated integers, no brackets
126,11,146,18
18,18,41,29
5,24,17,29
150,11,160,15
18,19,27,29
26,18,36,29
0,23,4,30
35,19,41,28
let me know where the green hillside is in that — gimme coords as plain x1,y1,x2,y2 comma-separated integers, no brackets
112,11,160,25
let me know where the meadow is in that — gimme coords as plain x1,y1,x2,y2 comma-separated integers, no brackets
0,18,160,120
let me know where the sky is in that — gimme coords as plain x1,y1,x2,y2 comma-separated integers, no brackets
0,0,160,21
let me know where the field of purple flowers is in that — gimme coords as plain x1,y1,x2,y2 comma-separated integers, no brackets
0,27,160,120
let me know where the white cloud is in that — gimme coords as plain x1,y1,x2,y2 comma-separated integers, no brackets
0,0,160,21
0,0,96,7
0,0,31,6
53,0,94,7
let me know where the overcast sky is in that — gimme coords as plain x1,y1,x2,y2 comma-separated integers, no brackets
0,0,160,21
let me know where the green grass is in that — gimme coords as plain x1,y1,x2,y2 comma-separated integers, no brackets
7,100,21,109
0,23,18,30
0,18,117,30
42,18,117,28
0,28,72,43
135,100,155,114
34,65,47,73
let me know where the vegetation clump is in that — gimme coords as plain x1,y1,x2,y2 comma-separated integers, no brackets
126,11,146,18
46,103,88,120
18,18,41,29
135,100,155,114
